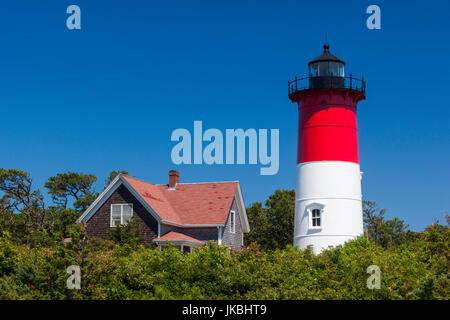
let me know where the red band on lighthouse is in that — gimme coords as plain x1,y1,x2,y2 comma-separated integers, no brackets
296,90,361,164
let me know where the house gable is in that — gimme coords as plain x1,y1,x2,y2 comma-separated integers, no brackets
76,175,162,224
84,184,159,243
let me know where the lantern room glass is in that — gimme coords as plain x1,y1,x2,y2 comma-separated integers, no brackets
310,63,319,77
310,62,345,77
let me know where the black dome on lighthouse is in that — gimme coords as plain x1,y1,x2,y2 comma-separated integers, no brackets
308,44,346,65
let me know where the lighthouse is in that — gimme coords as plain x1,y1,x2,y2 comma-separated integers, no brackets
288,44,366,254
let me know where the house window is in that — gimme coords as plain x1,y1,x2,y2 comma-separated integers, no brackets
110,203,133,227
230,211,235,233
311,209,321,227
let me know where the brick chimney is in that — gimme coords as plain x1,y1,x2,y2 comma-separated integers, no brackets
169,170,179,189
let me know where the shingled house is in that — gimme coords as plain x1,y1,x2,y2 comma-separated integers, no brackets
76,171,249,252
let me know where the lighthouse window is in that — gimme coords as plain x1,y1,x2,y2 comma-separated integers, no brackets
318,62,330,76
329,62,339,77
310,63,319,77
339,64,345,77
311,209,321,227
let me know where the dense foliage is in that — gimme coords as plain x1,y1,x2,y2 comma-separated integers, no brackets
0,168,448,300
0,226,448,300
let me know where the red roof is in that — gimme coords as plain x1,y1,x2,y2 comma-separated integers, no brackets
122,175,238,225
154,231,204,243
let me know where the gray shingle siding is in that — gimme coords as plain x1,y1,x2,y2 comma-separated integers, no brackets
221,199,243,251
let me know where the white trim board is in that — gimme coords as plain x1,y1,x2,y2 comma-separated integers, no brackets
235,183,250,233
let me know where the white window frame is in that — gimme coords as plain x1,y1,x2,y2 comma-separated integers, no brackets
229,210,236,234
110,203,134,227
306,203,324,230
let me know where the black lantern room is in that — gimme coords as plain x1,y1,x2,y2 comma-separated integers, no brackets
308,44,345,90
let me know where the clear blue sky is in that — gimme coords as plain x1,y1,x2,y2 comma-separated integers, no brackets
1,0,449,231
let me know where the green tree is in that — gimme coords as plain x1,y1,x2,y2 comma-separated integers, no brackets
363,201,385,244
104,170,128,187
0,169,46,246
245,190,295,250
0,231,18,276
45,172,97,211
45,206,80,239
108,218,143,248
363,201,410,248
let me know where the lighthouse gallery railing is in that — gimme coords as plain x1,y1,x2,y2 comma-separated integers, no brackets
288,75,365,98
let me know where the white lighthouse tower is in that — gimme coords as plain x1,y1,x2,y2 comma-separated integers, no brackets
288,44,366,253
